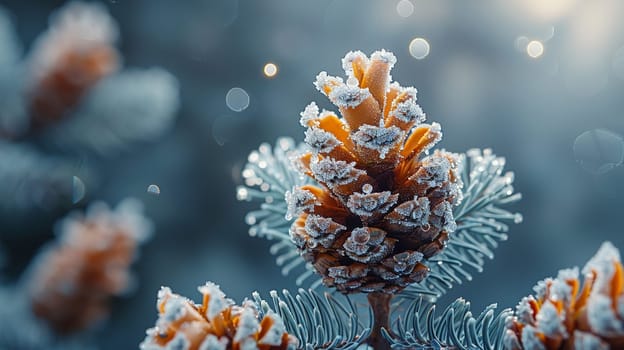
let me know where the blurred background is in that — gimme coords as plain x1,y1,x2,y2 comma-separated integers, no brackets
2,0,624,348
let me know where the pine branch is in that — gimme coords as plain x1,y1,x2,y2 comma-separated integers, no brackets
237,138,322,288
239,143,521,298
252,288,371,350
40,68,179,156
383,296,512,349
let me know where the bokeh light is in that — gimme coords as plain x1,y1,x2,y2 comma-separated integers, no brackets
396,0,414,18
409,37,430,60
225,87,250,112
573,129,624,174
263,62,278,78
147,184,160,195
526,40,544,58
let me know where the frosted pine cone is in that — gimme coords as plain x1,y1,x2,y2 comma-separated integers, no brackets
505,242,624,350
140,283,297,350
26,1,119,128
27,199,152,333
286,50,462,294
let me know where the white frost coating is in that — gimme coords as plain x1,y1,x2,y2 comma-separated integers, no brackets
28,1,118,78
391,87,425,124
198,282,234,320
328,84,371,109
388,197,430,227
573,331,609,350
347,190,398,218
370,49,397,66
353,125,403,159
304,128,340,154
515,296,536,324
549,278,572,303
304,214,346,238
165,333,190,350
233,307,260,343
198,335,228,350
432,200,456,232
42,68,180,155
310,157,365,187
583,242,619,293
532,279,551,301
535,301,567,337
416,156,451,187
557,267,579,281
587,294,623,335
341,50,368,76
299,102,319,126
285,187,317,220
161,293,188,323
520,325,547,350
313,71,343,95
258,311,287,346
503,329,522,350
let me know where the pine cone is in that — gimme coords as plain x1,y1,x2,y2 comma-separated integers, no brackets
28,199,152,333
286,50,462,294
27,1,119,128
505,242,624,350
140,283,298,350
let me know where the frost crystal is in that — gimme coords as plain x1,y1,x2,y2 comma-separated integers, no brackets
353,125,403,159
299,102,319,126
285,187,317,220
310,157,365,187
342,50,368,75
328,84,371,108
197,282,234,320
314,71,343,95
347,189,398,220
304,127,339,154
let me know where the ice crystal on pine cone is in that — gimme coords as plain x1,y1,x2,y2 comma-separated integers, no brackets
505,242,624,350
286,50,463,294
26,198,152,333
140,282,297,350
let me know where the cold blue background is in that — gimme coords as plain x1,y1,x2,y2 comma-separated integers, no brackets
2,0,624,348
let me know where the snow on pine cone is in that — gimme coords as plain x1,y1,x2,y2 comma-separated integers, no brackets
140,283,297,350
285,50,462,294
505,242,624,350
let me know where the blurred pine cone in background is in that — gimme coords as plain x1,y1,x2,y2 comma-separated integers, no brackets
27,199,152,333
505,242,624,349
140,283,297,350
286,50,462,294
26,1,119,129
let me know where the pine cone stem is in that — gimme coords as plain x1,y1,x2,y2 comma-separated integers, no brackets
366,292,393,350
